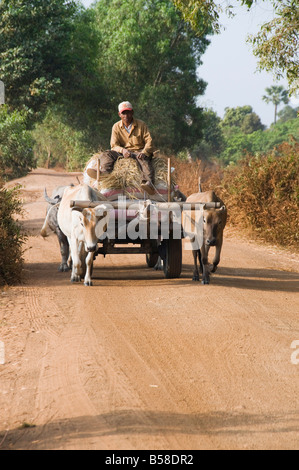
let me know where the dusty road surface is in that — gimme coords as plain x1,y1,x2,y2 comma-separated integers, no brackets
0,168,299,450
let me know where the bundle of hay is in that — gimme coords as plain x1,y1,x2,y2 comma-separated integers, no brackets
84,153,175,199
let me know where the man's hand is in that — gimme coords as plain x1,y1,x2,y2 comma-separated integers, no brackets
122,149,131,158
136,152,146,160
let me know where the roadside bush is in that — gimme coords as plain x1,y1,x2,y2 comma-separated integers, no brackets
220,117,299,165
220,141,299,250
172,156,224,196
32,108,94,171
0,105,36,179
0,180,26,285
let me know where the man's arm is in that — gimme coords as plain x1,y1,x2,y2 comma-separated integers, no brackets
110,123,125,154
140,122,154,156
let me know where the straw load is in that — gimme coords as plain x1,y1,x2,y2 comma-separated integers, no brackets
83,154,176,201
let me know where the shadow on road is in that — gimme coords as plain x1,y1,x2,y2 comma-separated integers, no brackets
1,408,298,449
20,260,299,293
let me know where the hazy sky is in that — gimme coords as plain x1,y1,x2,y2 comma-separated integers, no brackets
80,0,298,128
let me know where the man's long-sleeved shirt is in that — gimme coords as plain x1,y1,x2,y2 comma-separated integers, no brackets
110,118,154,157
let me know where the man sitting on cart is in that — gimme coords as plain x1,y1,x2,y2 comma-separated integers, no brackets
97,101,156,196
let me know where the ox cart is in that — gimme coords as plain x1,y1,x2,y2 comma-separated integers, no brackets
70,159,221,280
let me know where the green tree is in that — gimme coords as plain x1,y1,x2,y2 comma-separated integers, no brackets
93,0,210,153
32,107,93,171
277,105,299,123
248,0,299,95
0,0,77,117
221,106,265,135
0,181,27,285
172,0,222,34
0,105,35,178
241,112,266,134
172,1,299,96
57,6,109,146
191,109,224,160
220,117,299,165
262,85,289,124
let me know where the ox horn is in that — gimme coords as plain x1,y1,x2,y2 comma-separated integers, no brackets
44,188,61,205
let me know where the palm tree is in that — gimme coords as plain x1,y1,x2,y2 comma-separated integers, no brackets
262,85,289,124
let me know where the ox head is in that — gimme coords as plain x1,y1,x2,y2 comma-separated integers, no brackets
203,205,227,246
72,204,109,252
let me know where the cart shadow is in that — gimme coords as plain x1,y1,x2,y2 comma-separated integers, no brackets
86,263,299,292
1,408,299,450
21,261,299,293
179,264,299,292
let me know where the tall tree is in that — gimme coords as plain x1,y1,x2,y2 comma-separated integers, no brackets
0,0,77,117
277,105,299,123
172,1,299,96
262,86,289,124
248,0,299,96
221,106,265,134
93,0,211,152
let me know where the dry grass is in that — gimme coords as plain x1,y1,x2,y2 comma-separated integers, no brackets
220,142,299,250
85,154,175,197
171,157,224,196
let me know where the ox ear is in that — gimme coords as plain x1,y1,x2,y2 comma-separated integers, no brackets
95,204,108,217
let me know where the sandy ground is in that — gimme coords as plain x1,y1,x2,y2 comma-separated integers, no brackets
0,168,298,450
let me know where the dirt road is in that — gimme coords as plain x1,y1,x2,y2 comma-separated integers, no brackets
0,168,298,450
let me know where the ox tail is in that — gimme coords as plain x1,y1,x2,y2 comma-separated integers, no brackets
41,215,51,238
41,224,49,238
40,205,58,238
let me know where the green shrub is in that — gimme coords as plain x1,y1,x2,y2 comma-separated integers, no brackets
0,180,26,285
0,105,36,179
220,118,299,165
32,108,94,171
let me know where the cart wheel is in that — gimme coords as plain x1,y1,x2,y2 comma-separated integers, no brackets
146,252,159,268
163,238,182,279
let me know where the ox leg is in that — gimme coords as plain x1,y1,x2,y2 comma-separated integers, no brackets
192,249,201,281
84,252,94,286
56,229,70,272
211,237,223,273
201,245,210,285
70,237,82,283
154,256,163,271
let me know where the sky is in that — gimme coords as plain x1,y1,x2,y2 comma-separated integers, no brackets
80,0,298,128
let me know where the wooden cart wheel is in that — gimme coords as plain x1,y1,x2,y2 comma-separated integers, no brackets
163,238,182,279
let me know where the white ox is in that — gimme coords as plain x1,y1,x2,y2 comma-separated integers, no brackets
58,184,109,286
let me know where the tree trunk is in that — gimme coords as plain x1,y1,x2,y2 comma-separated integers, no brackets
274,104,277,124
